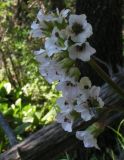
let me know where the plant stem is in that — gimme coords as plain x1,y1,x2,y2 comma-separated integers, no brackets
89,58,124,99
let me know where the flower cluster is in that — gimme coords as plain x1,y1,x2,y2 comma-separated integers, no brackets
31,9,104,149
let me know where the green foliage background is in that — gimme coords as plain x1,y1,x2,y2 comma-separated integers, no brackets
0,0,60,152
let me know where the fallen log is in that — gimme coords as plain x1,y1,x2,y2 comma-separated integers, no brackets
0,72,124,160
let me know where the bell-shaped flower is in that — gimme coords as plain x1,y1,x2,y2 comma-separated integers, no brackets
68,42,96,62
97,97,104,108
76,122,103,149
89,86,104,108
76,130,99,149
56,113,73,132
79,77,92,90
90,86,100,98
68,14,93,43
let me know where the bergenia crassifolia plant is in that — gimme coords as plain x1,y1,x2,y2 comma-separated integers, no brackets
30,8,124,149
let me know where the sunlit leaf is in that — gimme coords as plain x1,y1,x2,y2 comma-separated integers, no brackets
4,82,11,94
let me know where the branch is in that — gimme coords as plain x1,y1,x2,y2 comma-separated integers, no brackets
0,112,18,147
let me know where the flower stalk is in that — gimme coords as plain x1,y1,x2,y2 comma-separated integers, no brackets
31,8,116,149
89,58,124,99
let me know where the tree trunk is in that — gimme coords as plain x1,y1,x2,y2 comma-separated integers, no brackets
1,72,124,160
76,0,123,85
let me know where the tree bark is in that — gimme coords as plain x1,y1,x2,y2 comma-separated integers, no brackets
76,0,123,85
1,72,124,160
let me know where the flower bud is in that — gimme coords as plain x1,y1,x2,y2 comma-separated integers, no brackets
59,58,74,69
69,67,81,80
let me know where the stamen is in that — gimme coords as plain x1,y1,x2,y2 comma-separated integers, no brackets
72,23,84,35
64,101,69,105
76,44,86,52
55,32,59,37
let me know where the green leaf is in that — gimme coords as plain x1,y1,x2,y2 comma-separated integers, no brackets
15,98,22,108
41,107,57,124
23,116,34,123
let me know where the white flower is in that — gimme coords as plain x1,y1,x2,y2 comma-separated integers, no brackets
68,42,96,61
56,113,73,132
89,86,104,108
57,97,74,114
76,130,99,149
39,62,49,77
45,27,68,56
74,94,94,121
79,77,92,90
58,28,71,40
90,86,100,98
56,8,70,23
34,49,45,55
52,27,68,49
75,105,94,121
56,8,70,18
37,9,58,24
31,21,40,30
56,81,80,100
37,9,69,26
39,60,64,83
39,58,74,83
34,52,49,64
45,37,62,56
97,97,104,108
68,14,93,43
37,9,70,25
30,21,43,38
31,10,56,38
